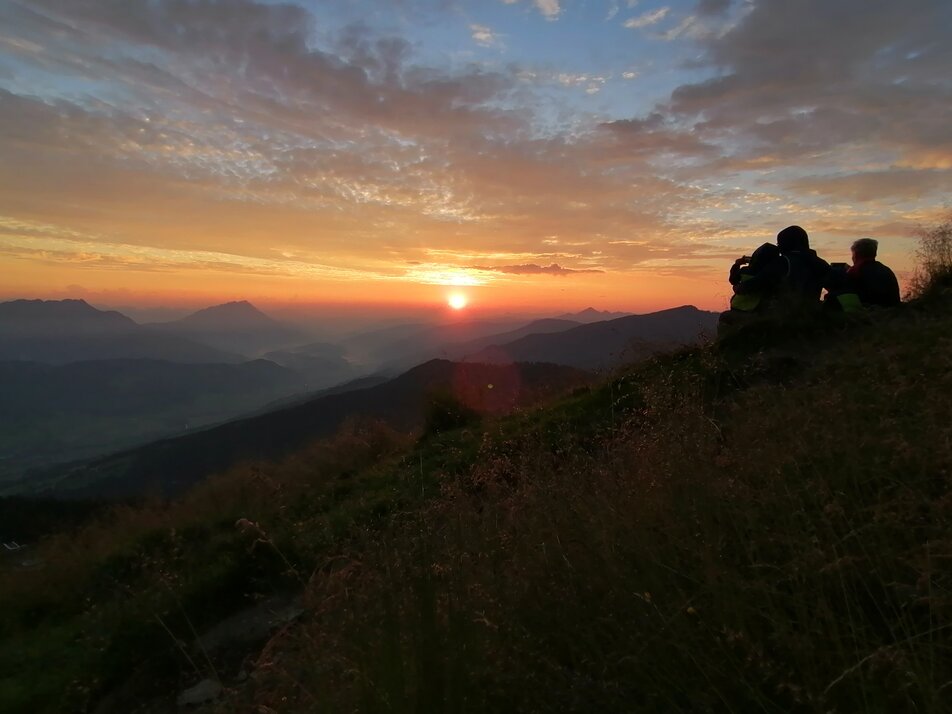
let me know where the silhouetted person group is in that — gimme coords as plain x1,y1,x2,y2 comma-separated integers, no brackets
719,225,900,335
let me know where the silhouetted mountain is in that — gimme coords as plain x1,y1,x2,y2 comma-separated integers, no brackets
556,307,632,323
347,319,533,370
260,349,358,389
150,301,305,357
29,360,591,500
0,299,241,363
436,318,582,362
0,359,307,482
0,298,135,335
466,306,718,370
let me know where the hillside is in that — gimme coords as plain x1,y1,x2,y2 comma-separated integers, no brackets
2,292,951,713
24,359,591,500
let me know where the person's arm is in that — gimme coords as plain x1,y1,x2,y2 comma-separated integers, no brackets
734,256,786,294
729,260,746,286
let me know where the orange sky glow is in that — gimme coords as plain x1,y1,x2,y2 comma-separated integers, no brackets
1,1,949,316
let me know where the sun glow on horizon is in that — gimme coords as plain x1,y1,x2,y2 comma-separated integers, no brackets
448,292,468,310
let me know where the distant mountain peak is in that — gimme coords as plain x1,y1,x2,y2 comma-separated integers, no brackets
175,300,277,328
197,300,261,314
0,298,137,333
557,307,632,323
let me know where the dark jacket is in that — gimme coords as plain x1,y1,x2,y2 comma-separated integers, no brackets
734,249,830,303
785,249,831,302
848,260,901,307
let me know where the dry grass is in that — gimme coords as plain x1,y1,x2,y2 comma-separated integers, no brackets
222,303,952,713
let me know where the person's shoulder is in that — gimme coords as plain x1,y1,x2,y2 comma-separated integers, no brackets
870,260,898,277
811,252,830,269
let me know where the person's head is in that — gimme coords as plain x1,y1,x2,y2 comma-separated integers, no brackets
851,238,878,263
777,225,810,253
749,242,780,270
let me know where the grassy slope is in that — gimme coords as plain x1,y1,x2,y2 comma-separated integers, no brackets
2,296,951,713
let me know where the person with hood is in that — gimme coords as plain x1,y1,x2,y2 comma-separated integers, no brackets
717,241,785,335
732,225,830,305
728,241,783,312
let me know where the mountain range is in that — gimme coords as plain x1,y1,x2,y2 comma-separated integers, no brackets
0,299,241,363
0,298,717,496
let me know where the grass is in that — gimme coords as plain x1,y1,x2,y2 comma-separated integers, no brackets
225,300,952,713
2,295,951,713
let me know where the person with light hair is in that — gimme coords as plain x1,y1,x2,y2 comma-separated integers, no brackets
847,238,901,307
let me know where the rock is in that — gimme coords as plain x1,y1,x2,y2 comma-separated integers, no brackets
176,678,222,707
196,595,304,653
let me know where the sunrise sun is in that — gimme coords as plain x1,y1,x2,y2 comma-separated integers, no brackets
448,292,468,310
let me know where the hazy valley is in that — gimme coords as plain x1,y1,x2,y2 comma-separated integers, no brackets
0,298,716,497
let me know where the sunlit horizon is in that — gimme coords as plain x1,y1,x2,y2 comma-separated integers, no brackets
2,1,949,313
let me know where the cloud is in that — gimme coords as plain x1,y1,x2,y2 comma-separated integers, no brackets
471,263,604,275
23,0,522,143
785,169,952,203
659,15,704,41
470,24,500,48
1,0,947,302
658,0,952,204
598,112,716,159
556,72,608,94
516,68,608,94
696,0,731,16
624,7,670,29
534,0,562,20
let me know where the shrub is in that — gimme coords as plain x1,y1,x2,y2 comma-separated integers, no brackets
909,211,952,299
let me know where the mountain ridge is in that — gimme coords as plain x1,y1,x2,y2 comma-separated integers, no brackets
148,300,306,358
0,299,243,364
24,358,591,500
467,304,718,369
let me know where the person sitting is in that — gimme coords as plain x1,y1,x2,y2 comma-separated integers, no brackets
822,261,863,312
732,225,831,306
717,242,786,335
846,238,901,307
728,242,782,313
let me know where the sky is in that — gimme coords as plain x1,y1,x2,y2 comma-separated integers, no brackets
0,0,950,315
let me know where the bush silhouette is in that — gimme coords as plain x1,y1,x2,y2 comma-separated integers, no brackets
910,211,952,299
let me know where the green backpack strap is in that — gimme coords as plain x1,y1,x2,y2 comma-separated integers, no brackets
730,273,762,312
836,292,863,313
730,293,762,311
